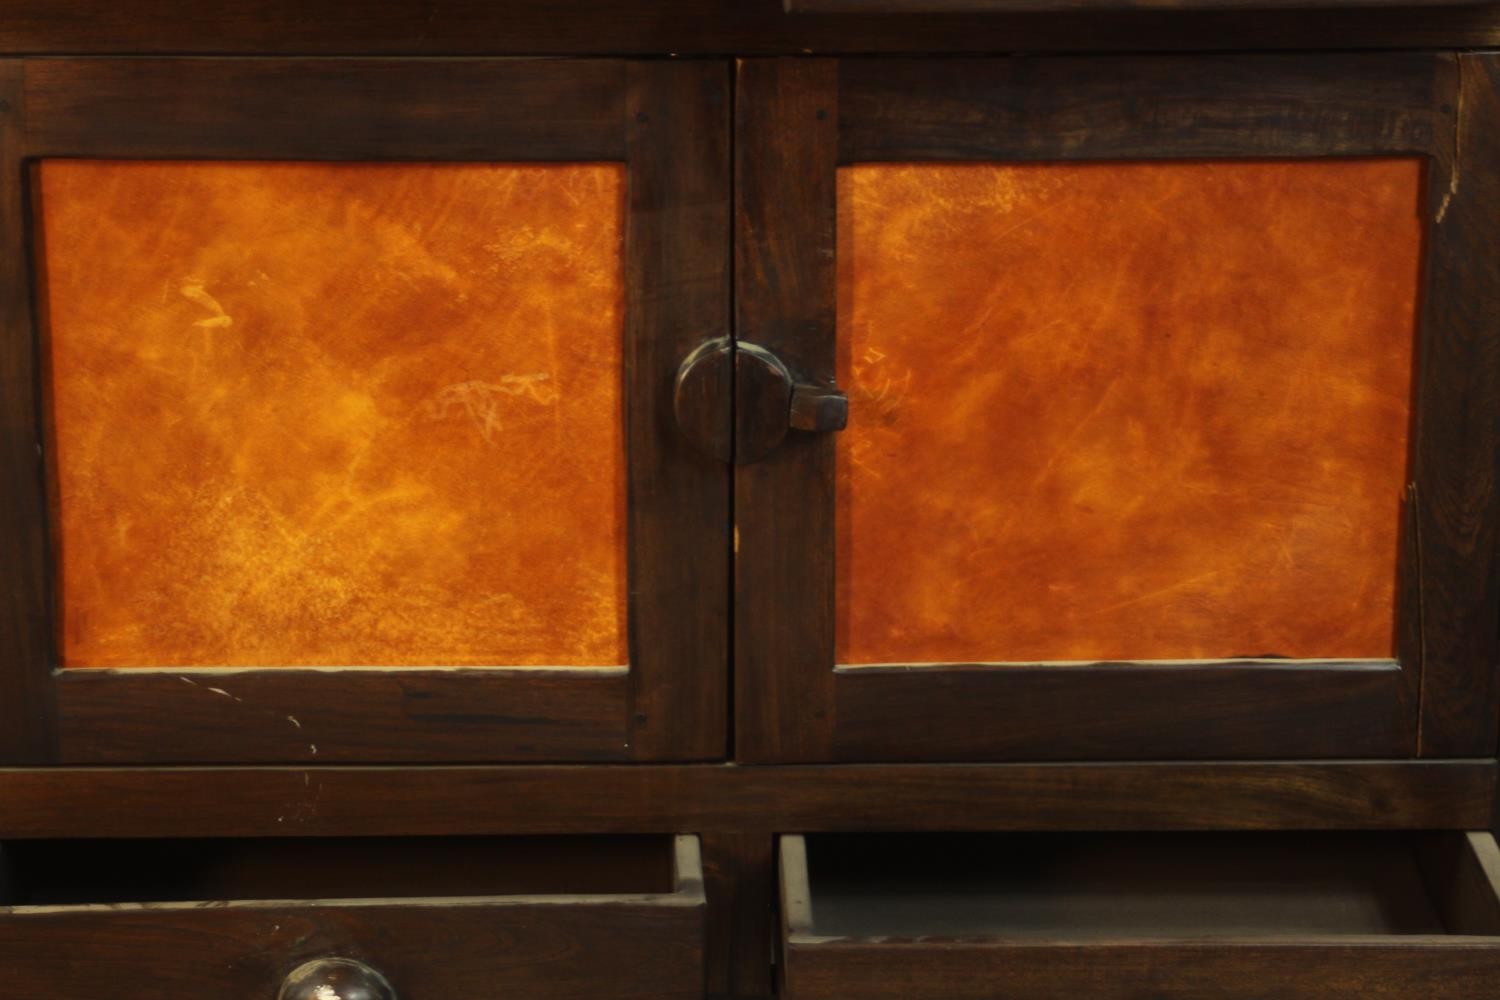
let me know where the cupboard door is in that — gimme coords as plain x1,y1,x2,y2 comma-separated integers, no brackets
735,54,1500,762
0,58,730,763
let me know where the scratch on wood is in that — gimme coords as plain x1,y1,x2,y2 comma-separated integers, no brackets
179,280,233,328
422,375,559,444
1437,58,1464,224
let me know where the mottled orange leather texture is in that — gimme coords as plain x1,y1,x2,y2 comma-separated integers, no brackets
836,159,1423,665
42,160,627,668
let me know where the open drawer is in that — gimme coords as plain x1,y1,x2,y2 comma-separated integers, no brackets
0,833,704,998
779,832,1500,999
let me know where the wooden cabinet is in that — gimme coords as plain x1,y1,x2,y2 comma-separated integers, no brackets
0,9,1498,999
0,58,730,764
5,54,1496,768
734,53,1500,764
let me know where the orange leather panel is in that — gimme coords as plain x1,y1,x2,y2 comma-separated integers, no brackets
836,159,1422,665
43,160,627,667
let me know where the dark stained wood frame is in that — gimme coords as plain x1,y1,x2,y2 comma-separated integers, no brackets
735,53,1500,763
0,58,731,764
786,0,1477,11
777,831,1500,1000
2,1,1500,57
702,829,777,1000
0,760,1491,838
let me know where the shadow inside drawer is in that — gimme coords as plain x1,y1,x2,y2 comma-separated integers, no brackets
802,832,1467,939
0,834,675,904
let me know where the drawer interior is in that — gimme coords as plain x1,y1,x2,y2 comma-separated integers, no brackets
0,834,678,905
790,831,1500,940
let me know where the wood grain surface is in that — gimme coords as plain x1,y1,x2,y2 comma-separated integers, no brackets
0,761,1489,837
2,0,1500,55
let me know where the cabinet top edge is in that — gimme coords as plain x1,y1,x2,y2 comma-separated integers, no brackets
0,0,1497,57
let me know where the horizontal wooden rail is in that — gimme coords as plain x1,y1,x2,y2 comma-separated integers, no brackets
0,760,1490,837
787,0,1477,12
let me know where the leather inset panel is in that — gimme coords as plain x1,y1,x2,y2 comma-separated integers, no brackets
42,161,627,668
836,159,1422,665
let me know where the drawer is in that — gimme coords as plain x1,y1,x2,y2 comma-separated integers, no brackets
0,833,704,999
779,831,1500,999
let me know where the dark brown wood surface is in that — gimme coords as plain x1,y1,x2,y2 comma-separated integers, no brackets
796,831,1453,938
1418,832,1500,937
52,669,632,764
788,0,1477,10
787,383,848,434
837,53,1447,162
1414,52,1500,757
0,761,1489,838
780,832,1500,1000
734,51,1485,764
702,832,775,999
2,0,1500,54
733,343,795,465
5,57,731,764
0,60,53,764
734,58,840,763
674,338,736,465
784,939,1500,999
623,60,733,760
830,662,1414,761
0,901,704,1000
23,58,627,159
0,27,1494,1000
1398,484,1426,714
0,838,705,1000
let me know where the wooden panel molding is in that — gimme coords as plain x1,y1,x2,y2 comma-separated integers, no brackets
0,761,1489,838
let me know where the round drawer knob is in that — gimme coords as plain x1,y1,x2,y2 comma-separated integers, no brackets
278,958,397,1000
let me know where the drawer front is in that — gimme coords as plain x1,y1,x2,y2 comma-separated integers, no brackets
1,900,704,999
784,940,1500,1000
779,832,1500,1000
0,835,705,999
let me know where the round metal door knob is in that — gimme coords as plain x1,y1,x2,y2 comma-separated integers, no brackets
278,958,397,1000
674,337,848,465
